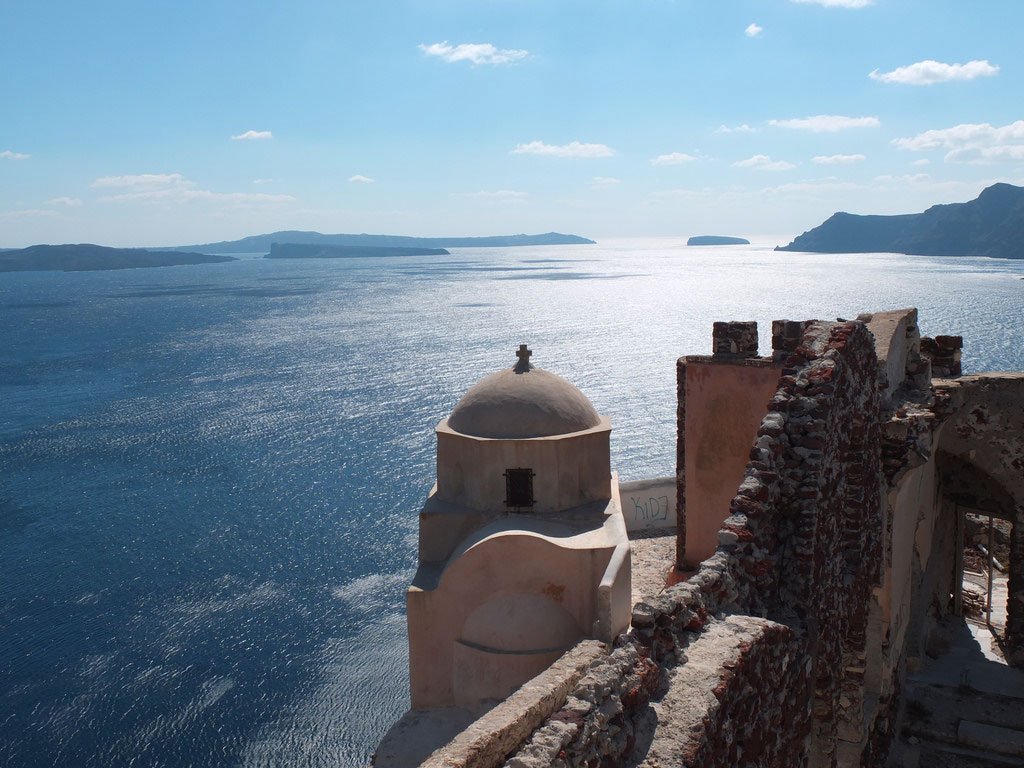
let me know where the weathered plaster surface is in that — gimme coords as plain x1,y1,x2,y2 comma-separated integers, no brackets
679,358,782,566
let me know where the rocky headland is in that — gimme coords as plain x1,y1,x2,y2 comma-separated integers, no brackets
777,182,1024,259
0,244,238,272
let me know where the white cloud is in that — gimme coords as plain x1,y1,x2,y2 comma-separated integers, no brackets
763,180,862,194
791,0,873,7
231,130,273,141
745,23,763,38
92,173,293,204
100,189,295,204
769,115,880,132
1,150,30,160
91,173,189,189
874,173,931,184
912,159,931,167
512,140,614,158
419,41,528,66
715,124,757,134
870,59,999,86
348,174,375,183
651,152,697,166
893,120,1024,163
48,196,83,207
252,178,274,185
591,176,621,188
459,190,529,199
0,209,58,219
734,154,797,171
811,153,866,165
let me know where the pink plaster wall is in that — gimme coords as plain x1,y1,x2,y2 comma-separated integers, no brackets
684,361,782,566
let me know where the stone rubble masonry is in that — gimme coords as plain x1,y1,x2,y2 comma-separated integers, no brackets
712,320,759,357
631,616,812,768
502,642,659,768
920,335,963,378
772,319,812,360
675,356,687,571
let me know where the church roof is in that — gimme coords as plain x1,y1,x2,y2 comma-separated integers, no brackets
446,345,602,439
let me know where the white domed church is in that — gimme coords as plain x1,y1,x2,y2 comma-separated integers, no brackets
407,345,632,711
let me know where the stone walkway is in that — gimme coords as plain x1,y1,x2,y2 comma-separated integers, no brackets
628,529,676,609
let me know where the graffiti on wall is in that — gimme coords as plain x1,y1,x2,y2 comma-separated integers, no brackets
620,478,676,532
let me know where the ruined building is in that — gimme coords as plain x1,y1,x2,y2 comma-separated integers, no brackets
375,308,1024,768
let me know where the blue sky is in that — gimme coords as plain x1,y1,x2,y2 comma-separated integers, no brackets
2,0,1023,247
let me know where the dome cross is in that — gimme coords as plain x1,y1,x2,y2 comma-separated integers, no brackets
515,344,533,373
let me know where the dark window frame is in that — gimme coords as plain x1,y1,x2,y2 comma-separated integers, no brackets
504,468,535,509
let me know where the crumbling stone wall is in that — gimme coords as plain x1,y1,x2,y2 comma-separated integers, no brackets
711,320,885,766
920,334,963,378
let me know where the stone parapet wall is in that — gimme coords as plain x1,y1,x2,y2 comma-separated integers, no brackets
420,641,608,768
503,642,658,768
644,616,811,767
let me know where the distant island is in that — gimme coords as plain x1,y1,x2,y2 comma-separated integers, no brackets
0,244,238,273
168,231,596,254
686,235,750,246
776,182,1024,259
265,243,450,259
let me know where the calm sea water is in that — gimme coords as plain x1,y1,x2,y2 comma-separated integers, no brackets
2,239,1023,767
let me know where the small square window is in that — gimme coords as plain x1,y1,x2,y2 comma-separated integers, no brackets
504,468,535,509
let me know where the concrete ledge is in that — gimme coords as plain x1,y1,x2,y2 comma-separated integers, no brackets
420,640,607,768
683,354,779,368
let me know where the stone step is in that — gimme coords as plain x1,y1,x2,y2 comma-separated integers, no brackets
901,680,1024,747
908,659,1024,701
958,720,1024,758
911,742,1024,767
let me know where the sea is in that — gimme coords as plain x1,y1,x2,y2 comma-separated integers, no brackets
2,239,1023,767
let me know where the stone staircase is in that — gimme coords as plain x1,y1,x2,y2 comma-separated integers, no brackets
891,621,1024,767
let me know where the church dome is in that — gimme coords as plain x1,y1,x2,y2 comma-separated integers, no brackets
447,345,602,439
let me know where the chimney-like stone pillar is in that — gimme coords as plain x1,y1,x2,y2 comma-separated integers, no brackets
712,321,758,358
920,335,963,378
772,319,810,360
